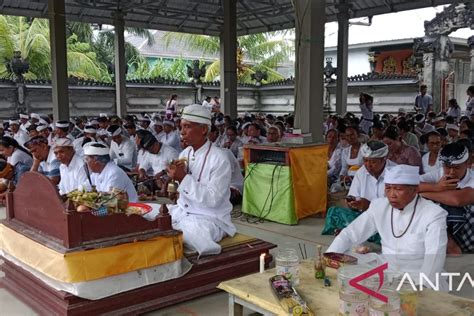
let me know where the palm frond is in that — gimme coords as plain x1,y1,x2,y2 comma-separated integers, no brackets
204,60,220,81
126,27,155,46
163,32,219,56
0,16,14,61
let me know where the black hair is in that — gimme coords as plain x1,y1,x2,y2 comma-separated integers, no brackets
397,121,410,132
436,128,448,137
0,136,32,157
226,125,237,134
140,133,158,150
107,125,121,134
345,125,360,135
383,126,400,140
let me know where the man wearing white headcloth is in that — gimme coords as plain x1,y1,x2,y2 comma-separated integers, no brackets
19,114,29,131
54,120,74,142
83,142,137,201
346,140,396,211
146,104,236,256
9,120,29,146
327,164,449,291
72,125,101,157
418,142,474,254
107,125,137,171
53,138,91,195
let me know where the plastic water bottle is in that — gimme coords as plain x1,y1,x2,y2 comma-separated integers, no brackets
275,248,300,286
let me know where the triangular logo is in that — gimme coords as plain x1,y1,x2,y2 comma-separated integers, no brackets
349,263,388,303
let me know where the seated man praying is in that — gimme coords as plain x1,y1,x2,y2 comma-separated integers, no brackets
83,142,138,201
327,165,448,291
145,104,236,256
418,142,474,254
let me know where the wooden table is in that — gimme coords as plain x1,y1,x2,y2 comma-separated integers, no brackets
218,261,474,316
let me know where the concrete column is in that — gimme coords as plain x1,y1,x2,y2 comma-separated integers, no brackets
294,0,326,143
432,35,450,112
422,52,435,95
469,36,474,85
219,0,237,118
48,0,69,120
335,3,350,115
114,13,127,117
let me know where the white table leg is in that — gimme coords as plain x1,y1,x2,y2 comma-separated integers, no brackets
229,294,244,316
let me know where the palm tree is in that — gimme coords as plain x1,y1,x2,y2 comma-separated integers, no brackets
162,31,293,83
0,16,109,81
0,16,155,82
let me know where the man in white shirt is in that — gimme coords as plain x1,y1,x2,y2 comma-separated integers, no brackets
25,136,60,186
161,120,181,153
152,118,165,141
73,125,101,157
418,142,474,254
107,125,137,171
214,118,227,147
19,114,29,131
54,121,75,142
83,142,137,201
9,120,29,147
138,132,178,181
201,96,213,112
327,165,448,291
53,138,91,195
145,104,236,256
346,141,396,211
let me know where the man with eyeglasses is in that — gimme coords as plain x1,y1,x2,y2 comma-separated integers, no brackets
419,142,474,254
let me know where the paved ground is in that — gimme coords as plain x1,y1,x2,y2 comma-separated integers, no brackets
1,206,472,315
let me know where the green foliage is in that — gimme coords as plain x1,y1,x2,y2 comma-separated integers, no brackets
0,15,153,83
163,31,293,83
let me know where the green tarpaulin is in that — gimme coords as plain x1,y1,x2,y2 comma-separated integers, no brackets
242,163,297,225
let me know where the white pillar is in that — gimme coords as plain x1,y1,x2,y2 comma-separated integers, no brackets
335,3,350,115
469,36,474,85
294,0,326,143
114,13,127,117
48,0,69,120
220,0,238,118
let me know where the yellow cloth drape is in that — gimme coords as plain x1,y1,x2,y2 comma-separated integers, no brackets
289,145,328,219
0,224,183,283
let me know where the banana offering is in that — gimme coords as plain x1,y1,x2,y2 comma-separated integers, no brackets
67,189,128,214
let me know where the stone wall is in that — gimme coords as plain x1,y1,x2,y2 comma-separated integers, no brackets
0,80,419,119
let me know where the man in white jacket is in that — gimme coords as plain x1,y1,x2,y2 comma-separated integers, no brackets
327,165,449,291
146,104,236,256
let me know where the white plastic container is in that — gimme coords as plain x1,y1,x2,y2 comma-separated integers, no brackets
275,248,300,286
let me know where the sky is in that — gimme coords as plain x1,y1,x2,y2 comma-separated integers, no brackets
323,5,472,47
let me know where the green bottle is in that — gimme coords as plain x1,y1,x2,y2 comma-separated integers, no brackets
314,245,325,279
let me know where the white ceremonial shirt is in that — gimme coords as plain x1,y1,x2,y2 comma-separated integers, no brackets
13,129,29,147
348,160,396,202
161,130,181,153
91,162,138,202
327,196,448,290
171,140,235,234
137,149,153,176
140,144,178,176
421,152,442,175
222,148,244,193
340,145,364,177
109,136,137,170
58,154,91,194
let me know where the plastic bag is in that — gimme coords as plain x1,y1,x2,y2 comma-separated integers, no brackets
322,206,381,244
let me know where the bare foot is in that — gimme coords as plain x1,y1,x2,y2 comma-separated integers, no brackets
447,236,462,257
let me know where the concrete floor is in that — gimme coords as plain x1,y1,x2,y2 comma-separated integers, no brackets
1,207,473,315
